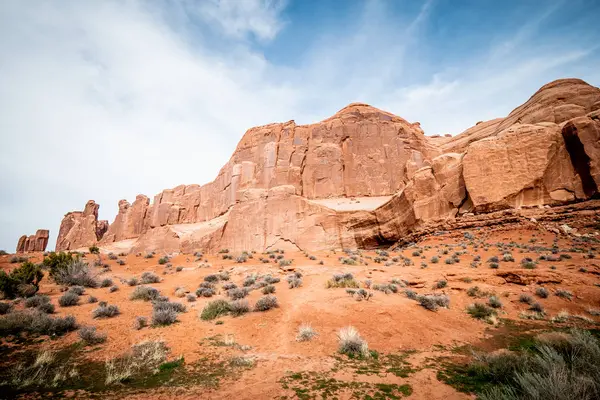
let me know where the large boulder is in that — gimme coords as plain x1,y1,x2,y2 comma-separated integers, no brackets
56,200,108,251
463,123,585,211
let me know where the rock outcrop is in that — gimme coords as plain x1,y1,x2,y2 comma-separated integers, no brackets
56,201,108,251
54,78,600,253
16,229,49,252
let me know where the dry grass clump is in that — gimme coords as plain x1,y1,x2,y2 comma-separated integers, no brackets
327,273,359,288
296,323,317,342
338,326,369,358
475,330,600,400
5,349,79,389
105,341,168,385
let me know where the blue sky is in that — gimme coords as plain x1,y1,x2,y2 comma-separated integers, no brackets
0,0,599,251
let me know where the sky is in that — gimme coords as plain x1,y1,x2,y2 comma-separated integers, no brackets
1,0,599,252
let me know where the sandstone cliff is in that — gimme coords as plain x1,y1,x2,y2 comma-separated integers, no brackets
16,229,49,252
55,78,600,253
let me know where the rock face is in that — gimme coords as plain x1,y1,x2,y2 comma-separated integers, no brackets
56,201,108,251
54,78,600,253
16,229,49,252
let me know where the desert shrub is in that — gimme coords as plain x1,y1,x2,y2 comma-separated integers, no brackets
555,289,573,300
488,296,503,308
78,326,107,344
140,272,160,284
287,276,303,288
254,295,278,311
468,303,496,320
89,246,100,254
158,257,168,265
131,286,160,301
196,287,215,297
92,303,120,318
279,259,293,267
519,294,533,304
107,253,117,260
229,300,250,316
201,299,231,320
488,256,499,263
58,292,80,307
133,316,147,330
404,289,418,300
471,330,600,400
445,258,455,265
0,302,12,315
186,294,196,302
431,256,439,263
418,294,450,311
373,283,398,294
152,308,177,326
502,253,514,262
529,302,545,313
0,310,77,336
296,323,317,342
52,258,97,287
489,262,499,269
117,259,126,266
262,285,276,294
338,326,369,358
327,273,359,288
109,285,118,293
127,277,138,286
227,287,249,300
0,261,44,299
100,278,113,288
263,275,280,284
243,276,256,287
175,266,183,272
535,287,549,298
24,294,50,308
435,279,448,289
88,295,98,304
222,282,237,290
68,285,85,295
153,301,185,313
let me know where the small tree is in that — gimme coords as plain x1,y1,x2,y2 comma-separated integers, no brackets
0,261,44,299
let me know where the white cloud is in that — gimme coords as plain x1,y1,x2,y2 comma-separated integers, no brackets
183,0,287,42
0,0,598,251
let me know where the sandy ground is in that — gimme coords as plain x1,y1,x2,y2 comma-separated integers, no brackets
1,226,600,399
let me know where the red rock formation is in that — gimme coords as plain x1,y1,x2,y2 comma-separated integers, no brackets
56,201,108,251
55,78,600,253
16,229,49,252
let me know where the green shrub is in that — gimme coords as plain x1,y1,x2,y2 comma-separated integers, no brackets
467,303,496,320
89,246,100,254
201,299,231,321
0,261,44,299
